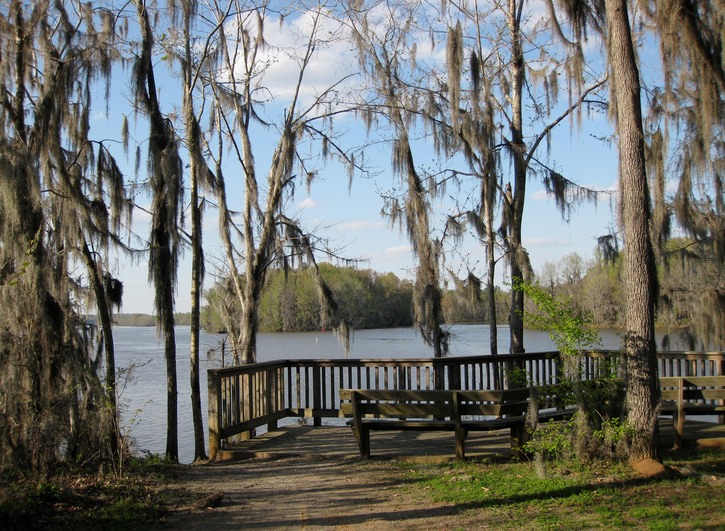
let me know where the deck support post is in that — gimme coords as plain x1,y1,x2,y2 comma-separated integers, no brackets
208,371,221,460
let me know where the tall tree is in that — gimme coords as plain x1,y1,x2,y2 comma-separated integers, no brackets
196,1,356,365
0,0,129,473
605,0,660,460
555,0,723,461
133,0,184,461
178,0,218,463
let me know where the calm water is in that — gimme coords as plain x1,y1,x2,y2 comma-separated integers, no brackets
114,324,626,463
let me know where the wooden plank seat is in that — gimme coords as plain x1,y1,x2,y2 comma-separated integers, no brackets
339,388,568,459
659,376,725,447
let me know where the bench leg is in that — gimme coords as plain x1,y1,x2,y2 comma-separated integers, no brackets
349,423,360,441
359,425,371,458
455,428,467,460
673,410,683,449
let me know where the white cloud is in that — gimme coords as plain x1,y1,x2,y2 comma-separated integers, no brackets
298,197,319,209
383,245,412,257
225,10,358,108
338,220,386,231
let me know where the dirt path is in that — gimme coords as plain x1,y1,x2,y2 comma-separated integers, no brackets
160,455,470,530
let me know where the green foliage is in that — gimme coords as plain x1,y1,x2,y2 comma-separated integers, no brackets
512,277,601,360
578,375,627,422
525,409,633,465
504,366,529,387
593,417,636,450
539,242,723,350
512,277,631,463
524,420,574,461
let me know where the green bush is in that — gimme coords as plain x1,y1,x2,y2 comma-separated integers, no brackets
513,278,628,464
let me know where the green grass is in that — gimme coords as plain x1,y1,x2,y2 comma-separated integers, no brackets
398,449,725,530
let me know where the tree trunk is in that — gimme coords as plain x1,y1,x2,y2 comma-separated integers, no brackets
189,152,207,461
134,0,181,462
154,217,179,462
162,307,178,461
605,0,660,460
239,280,259,365
81,240,119,456
484,168,501,387
507,0,527,355
182,1,207,462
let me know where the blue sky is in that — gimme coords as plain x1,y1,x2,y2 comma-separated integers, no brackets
104,4,621,315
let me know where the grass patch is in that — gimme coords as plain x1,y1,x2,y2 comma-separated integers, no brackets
398,448,725,530
0,456,195,530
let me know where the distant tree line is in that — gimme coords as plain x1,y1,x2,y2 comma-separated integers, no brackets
203,265,414,333
201,239,723,349
533,239,723,351
204,264,516,333
112,313,192,327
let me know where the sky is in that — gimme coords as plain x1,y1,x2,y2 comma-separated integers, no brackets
104,3,622,315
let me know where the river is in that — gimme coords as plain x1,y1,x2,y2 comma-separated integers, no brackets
114,324,626,463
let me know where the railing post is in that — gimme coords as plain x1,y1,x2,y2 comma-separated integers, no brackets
267,367,278,432
433,360,444,390
207,370,221,461
449,361,462,390
240,373,252,441
313,365,322,426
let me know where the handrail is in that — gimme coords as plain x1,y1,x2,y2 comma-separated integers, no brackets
207,350,725,459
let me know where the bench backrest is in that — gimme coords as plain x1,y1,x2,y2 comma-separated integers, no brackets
339,388,532,419
660,376,725,402
340,389,453,419
455,389,530,417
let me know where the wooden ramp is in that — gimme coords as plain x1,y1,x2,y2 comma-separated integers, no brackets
215,418,725,462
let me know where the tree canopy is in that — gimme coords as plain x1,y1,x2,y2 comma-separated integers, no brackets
0,0,722,473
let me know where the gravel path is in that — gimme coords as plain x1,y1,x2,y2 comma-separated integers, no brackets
160,455,468,530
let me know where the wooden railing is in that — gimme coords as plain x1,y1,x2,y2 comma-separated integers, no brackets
207,350,725,458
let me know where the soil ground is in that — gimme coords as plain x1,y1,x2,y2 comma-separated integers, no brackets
161,455,465,530
159,421,725,530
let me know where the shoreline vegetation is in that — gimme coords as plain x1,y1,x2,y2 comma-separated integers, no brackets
113,313,192,327
108,255,712,351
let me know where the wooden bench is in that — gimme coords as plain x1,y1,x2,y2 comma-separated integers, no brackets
660,376,725,447
340,388,568,459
